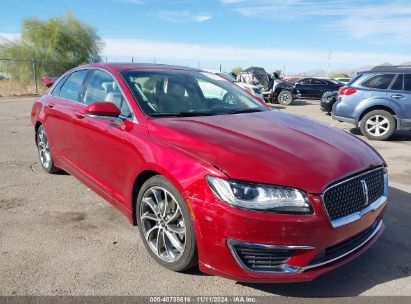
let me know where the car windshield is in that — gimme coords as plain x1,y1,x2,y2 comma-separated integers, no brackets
120,69,268,117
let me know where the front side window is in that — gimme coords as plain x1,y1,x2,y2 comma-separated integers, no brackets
59,70,89,102
84,70,132,118
120,70,267,117
361,74,395,90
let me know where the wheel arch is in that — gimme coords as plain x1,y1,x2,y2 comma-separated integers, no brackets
131,170,161,225
34,121,42,145
358,105,397,124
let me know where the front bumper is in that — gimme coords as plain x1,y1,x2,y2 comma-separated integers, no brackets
193,186,387,283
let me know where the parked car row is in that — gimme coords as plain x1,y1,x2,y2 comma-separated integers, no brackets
331,66,411,140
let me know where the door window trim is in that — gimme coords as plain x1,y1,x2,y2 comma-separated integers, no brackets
83,67,137,122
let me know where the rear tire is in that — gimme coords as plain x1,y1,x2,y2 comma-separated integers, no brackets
277,90,293,105
360,110,396,141
36,125,60,174
136,175,198,272
321,91,333,99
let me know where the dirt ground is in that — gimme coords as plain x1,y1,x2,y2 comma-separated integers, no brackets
0,96,410,297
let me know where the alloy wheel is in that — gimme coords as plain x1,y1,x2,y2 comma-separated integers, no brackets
140,186,186,262
37,128,51,169
365,115,390,137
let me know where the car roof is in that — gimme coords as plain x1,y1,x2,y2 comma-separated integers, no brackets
362,65,411,73
80,62,203,72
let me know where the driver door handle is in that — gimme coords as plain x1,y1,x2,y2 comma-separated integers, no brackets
75,112,85,119
391,94,406,100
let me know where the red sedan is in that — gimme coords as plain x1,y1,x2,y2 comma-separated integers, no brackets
31,63,388,282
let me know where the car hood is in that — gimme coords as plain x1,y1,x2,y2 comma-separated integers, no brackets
147,111,383,193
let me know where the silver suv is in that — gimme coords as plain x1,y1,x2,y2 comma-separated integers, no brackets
332,66,411,140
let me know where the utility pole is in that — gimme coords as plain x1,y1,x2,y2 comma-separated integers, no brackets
131,56,134,63
327,50,332,78
31,51,38,95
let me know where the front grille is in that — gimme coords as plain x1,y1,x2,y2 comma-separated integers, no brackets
229,241,295,272
308,221,381,267
323,167,385,221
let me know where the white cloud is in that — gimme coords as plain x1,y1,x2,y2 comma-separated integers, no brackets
221,0,411,42
156,10,212,23
102,37,410,67
0,33,20,41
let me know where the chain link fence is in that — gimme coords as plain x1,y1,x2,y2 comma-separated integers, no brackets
0,56,330,97
0,56,65,97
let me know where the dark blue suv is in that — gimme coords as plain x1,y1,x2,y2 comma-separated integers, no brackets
332,66,411,140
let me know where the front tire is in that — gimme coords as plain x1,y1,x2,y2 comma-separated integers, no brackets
277,90,293,105
136,175,197,272
36,125,60,173
360,110,396,141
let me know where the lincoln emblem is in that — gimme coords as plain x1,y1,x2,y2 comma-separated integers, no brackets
361,179,369,206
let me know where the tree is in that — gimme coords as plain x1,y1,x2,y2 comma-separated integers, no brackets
330,72,349,79
0,12,103,83
231,66,243,75
275,69,282,77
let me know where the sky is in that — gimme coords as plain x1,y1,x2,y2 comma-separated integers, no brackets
0,0,410,73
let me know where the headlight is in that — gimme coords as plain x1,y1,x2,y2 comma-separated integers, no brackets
206,176,311,214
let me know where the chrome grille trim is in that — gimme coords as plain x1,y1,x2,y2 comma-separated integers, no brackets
322,167,388,228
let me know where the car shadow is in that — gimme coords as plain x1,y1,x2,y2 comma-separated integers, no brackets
350,128,411,141
238,186,411,297
292,98,320,106
267,104,286,110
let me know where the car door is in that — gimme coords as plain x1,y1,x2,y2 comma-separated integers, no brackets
394,74,411,127
310,78,327,98
295,78,312,97
70,69,142,204
43,69,90,164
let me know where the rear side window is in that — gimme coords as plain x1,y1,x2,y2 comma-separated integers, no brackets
361,74,395,90
311,78,326,85
59,70,89,102
404,74,411,91
346,73,362,86
390,74,403,90
299,78,311,85
51,75,69,96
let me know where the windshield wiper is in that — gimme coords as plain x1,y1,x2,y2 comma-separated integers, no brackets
149,111,220,117
228,108,264,114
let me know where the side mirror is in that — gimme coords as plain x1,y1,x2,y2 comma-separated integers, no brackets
85,102,121,117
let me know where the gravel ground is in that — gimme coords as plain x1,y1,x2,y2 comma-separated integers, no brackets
0,96,410,297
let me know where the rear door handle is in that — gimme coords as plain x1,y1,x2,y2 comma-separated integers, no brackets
391,94,406,100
